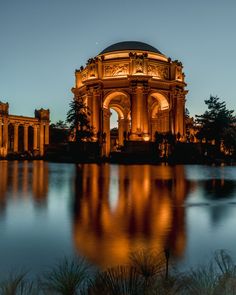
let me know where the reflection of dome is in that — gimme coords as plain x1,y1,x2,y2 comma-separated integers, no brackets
100,41,163,55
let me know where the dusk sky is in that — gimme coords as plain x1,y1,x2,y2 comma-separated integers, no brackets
1,0,236,123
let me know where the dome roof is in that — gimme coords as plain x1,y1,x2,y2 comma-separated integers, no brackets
100,41,163,55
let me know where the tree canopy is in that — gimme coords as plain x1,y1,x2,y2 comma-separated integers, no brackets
50,120,68,129
196,95,236,154
66,98,93,142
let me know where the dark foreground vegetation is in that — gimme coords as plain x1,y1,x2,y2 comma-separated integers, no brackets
1,249,236,294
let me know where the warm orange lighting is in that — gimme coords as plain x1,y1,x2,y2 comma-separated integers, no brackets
143,134,150,141
72,41,187,157
73,165,188,268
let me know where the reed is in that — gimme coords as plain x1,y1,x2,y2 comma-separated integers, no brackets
40,257,93,295
0,272,38,295
1,250,236,294
90,265,144,295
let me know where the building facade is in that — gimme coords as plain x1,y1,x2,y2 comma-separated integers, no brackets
73,41,187,156
0,102,50,157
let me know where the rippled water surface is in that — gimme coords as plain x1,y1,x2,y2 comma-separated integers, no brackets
0,160,236,275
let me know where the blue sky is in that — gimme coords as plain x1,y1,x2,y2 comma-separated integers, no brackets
0,0,236,123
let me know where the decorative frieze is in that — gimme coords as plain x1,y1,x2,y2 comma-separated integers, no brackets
148,64,169,79
81,69,88,81
104,63,129,77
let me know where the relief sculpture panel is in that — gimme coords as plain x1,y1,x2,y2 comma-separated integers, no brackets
104,63,129,77
148,64,169,79
81,69,88,81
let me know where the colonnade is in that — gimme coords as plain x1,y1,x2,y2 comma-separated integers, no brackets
0,102,50,157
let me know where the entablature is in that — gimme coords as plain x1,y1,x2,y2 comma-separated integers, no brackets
75,52,186,89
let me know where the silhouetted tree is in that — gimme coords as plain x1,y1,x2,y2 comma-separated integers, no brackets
50,120,69,144
66,98,93,142
154,131,164,145
196,96,236,154
51,120,68,129
185,108,196,142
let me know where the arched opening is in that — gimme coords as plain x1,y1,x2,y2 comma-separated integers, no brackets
110,109,119,152
149,92,169,111
103,91,130,156
149,92,170,140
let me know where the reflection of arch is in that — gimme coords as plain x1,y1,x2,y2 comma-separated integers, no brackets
149,92,169,112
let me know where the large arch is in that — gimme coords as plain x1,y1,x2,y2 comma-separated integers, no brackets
148,91,169,112
149,92,170,139
103,90,130,109
102,91,131,156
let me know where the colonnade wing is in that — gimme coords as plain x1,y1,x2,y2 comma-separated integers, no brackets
0,117,50,157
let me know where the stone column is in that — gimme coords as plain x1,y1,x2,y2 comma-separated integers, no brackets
33,126,38,150
176,95,185,137
92,88,101,138
130,82,149,140
142,89,149,139
130,86,139,140
151,118,158,141
3,118,8,150
103,109,110,156
24,125,28,151
13,124,19,153
0,118,2,147
164,110,170,133
118,118,124,145
39,124,45,156
87,90,93,122
45,124,49,145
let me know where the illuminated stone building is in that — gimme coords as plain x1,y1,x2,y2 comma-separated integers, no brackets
72,41,187,156
0,102,50,157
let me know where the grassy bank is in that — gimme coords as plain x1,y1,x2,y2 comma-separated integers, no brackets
1,249,236,294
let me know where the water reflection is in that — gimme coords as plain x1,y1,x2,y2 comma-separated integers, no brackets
203,179,236,226
203,179,236,199
73,164,191,268
1,161,236,273
0,160,48,209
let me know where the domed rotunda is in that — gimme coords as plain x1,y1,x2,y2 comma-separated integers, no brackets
72,41,187,156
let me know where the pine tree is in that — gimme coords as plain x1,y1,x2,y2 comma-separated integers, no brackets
66,98,93,142
196,95,236,153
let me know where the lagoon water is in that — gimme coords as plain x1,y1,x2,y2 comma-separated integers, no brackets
0,160,236,276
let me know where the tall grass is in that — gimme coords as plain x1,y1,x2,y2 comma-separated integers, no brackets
90,265,144,295
0,272,38,295
40,257,94,295
1,250,236,295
